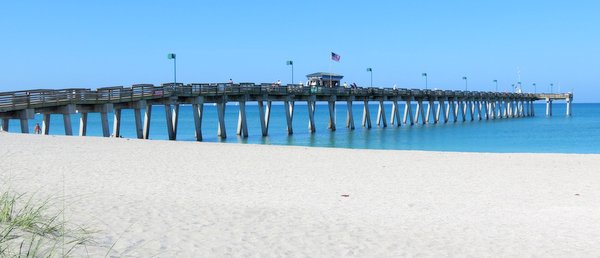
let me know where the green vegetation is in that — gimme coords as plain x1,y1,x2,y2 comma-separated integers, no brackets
0,189,93,257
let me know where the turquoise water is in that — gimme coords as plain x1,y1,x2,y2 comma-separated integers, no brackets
8,103,600,154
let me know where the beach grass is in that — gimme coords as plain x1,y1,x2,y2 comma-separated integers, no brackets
0,189,94,257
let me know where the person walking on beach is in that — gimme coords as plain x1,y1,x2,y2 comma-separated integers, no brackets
34,123,41,134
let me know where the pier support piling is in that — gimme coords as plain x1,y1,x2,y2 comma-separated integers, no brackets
469,101,475,121
192,96,204,141
284,98,294,134
1,118,8,132
265,100,272,134
391,99,401,126
307,96,316,133
100,112,110,137
79,113,88,136
143,104,152,139
377,99,387,127
495,100,500,118
476,100,482,120
449,100,457,122
403,99,414,125
113,109,122,137
414,100,421,124
483,100,488,120
42,114,50,135
63,113,73,136
435,101,441,123
362,99,372,128
437,99,447,123
237,100,248,137
19,119,28,134
134,108,143,139
415,100,425,125
426,100,434,123
217,100,227,138
545,98,553,116
346,99,355,130
164,104,175,140
172,104,180,137
460,100,467,122
328,96,336,131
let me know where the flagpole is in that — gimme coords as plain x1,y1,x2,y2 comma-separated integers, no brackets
329,52,332,87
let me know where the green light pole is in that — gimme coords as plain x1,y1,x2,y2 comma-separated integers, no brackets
462,76,467,91
493,79,498,92
517,81,522,93
422,73,428,89
511,84,515,92
167,53,176,84
286,60,294,84
550,83,554,93
366,68,373,87
532,83,537,93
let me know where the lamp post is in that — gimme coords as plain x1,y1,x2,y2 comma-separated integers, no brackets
493,79,498,92
366,68,373,87
422,73,428,89
517,81,522,93
511,84,515,92
462,76,467,91
533,83,537,93
167,53,176,84
550,83,554,93
286,60,294,84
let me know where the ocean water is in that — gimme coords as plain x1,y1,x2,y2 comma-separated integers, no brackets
7,103,600,154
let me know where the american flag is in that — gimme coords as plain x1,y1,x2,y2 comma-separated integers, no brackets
331,52,340,62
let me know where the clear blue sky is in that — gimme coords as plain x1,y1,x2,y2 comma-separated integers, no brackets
1,0,598,102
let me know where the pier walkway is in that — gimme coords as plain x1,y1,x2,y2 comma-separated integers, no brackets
0,83,573,140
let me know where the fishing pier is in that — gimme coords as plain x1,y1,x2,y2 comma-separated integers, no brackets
0,83,573,140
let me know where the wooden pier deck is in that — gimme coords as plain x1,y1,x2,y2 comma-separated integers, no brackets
0,83,573,140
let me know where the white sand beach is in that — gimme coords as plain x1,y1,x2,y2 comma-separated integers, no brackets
2,131,600,257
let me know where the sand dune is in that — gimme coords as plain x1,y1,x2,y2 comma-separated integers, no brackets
1,132,600,257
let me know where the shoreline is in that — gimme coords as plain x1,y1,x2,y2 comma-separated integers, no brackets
2,131,596,156
2,132,600,256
